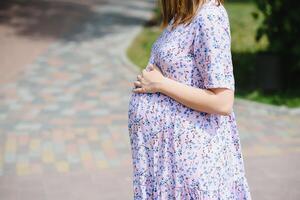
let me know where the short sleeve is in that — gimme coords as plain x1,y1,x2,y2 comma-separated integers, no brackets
193,5,235,91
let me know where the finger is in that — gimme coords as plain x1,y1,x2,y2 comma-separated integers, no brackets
148,64,154,70
133,81,142,88
132,87,145,93
137,74,142,81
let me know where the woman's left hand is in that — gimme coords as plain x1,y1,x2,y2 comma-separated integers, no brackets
132,64,165,93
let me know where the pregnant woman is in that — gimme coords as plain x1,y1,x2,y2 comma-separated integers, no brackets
128,0,252,199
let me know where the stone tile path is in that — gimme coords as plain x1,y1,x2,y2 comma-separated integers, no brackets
0,0,299,199
0,0,154,199
0,0,106,84
234,100,300,200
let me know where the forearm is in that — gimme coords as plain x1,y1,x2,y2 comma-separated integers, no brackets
157,77,233,115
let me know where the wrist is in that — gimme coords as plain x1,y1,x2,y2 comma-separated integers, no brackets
156,77,170,93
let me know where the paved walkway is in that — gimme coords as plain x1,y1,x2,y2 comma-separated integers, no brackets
0,0,299,200
0,0,154,199
0,0,105,84
234,100,300,199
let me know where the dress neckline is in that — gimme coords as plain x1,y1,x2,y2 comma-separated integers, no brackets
166,0,219,32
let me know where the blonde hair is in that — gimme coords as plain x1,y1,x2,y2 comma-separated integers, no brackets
159,0,223,29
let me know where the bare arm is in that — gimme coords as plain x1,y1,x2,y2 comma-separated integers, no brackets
134,65,234,116
157,76,234,116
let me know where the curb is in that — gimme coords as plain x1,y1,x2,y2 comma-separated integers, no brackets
120,28,142,75
235,98,300,116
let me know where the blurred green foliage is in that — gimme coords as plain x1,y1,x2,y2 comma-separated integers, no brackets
253,0,300,89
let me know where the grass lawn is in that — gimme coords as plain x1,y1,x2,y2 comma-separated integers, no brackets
127,1,300,108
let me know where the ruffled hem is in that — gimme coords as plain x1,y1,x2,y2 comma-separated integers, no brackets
133,178,251,200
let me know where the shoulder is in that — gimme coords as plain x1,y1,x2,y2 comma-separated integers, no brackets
192,1,229,28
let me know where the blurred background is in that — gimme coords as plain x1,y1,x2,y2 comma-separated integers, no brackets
0,0,299,199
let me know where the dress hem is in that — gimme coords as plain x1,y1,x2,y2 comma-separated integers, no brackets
133,177,251,200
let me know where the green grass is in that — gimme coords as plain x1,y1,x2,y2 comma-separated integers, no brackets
226,2,268,53
236,90,300,108
127,27,161,69
126,1,300,108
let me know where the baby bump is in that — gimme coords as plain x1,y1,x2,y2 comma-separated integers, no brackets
128,92,176,134
128,92,216,150
128,92,158,127
128,92,178,178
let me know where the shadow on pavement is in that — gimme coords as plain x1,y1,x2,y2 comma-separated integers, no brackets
0,0,152,41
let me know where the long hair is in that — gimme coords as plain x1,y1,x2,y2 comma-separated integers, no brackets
159,0,224,29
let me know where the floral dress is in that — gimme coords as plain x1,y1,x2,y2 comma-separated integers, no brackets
127,1,252,199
